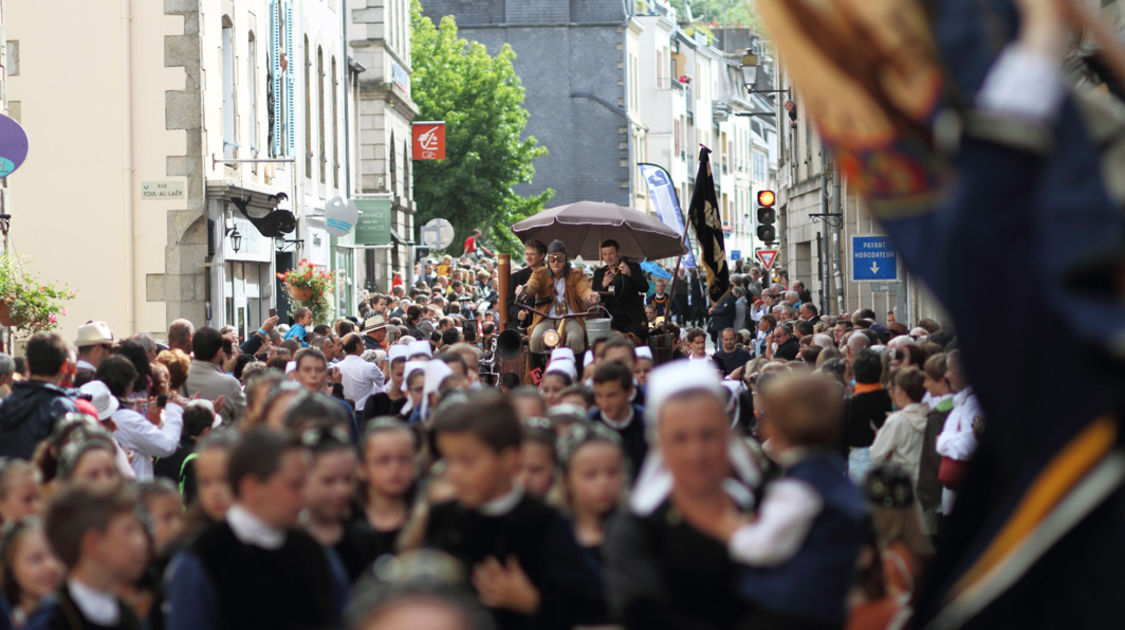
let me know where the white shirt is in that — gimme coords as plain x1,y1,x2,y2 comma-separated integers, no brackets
75,359,97,373
227,504,285,549
336,354,385,411
112,403,183,480
728,453,823,567
936,388,982,461
478,483,524,517
600,405,635,431
977,45,1065,122
547,275,569,317
67,578,120,626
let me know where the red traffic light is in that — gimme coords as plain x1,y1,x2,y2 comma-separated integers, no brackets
757,190,776,207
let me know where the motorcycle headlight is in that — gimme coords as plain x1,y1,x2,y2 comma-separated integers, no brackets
543,329,560,348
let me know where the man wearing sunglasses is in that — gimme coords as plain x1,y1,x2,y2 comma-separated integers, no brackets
516,239,599,355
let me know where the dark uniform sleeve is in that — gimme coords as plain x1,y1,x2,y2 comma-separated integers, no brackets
605,512,678,630
535,512,608,628
626,262,648,295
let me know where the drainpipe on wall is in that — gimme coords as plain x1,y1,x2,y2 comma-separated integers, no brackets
123,0,137,333
341,0,350,197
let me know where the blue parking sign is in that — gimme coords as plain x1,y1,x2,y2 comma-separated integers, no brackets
851,235,898,282
730,250,741,261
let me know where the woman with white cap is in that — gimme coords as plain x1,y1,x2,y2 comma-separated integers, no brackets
605,360,759,629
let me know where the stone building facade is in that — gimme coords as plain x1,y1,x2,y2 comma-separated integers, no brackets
5,0,378,338
419,0,634,207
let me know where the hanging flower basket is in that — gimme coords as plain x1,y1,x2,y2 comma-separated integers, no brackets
276,258,335,324
288,285,313,301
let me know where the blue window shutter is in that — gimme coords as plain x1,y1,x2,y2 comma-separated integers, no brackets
284,1,295,156
270,0,281,157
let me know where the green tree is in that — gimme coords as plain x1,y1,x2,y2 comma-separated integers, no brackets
411,1,553,253
668,0,759,30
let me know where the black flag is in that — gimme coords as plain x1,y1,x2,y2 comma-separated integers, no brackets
687,146,730,303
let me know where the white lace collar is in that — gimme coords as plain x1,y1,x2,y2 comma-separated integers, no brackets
227,503,285,549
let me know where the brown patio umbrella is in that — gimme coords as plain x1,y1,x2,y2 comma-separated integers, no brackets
511,201,687,261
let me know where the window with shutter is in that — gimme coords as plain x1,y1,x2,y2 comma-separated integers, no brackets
269,0,281,157
285,1,295,155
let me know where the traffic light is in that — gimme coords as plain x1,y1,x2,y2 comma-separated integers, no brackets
756,189,777,244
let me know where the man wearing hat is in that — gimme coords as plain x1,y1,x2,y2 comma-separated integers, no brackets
516,239,599,355
362,314,389,351
74,321,115,385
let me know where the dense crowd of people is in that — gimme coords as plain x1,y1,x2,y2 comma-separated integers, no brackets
0,230,984,630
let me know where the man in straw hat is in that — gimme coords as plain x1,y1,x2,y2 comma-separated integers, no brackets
74,321,115,385
362,314,389,352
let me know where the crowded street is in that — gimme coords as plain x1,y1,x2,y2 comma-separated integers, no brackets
0,0,1122,629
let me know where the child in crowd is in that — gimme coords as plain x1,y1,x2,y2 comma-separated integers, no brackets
57,439,122,487
283,307,314,346
0,460,42,524
32,483,149,630
556,385,593,411
181,431,237,537
507,387,546,422
632,347,654,387
863,465,933,604
517,419,557,500
242,372,285,427
553,423,626,563
166,429,347,630
422,391,605,630
589,362,646,480
728,372,867,629
358,419,419,559
301,425,382,584
547,404,589,434
0,517,64,626
537,370,572,409
363,354,409,422
400,365,427,424
303,423,382,580
153,401,215,501
137,481,185,557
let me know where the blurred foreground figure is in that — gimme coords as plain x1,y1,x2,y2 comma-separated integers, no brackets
759,0,1125,627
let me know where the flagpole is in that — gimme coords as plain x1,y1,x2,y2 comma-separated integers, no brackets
667,255,683,323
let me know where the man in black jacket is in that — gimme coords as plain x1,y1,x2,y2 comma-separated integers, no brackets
507,240,547,330
592,240,648,341
0,333,77,459
772,323,800,360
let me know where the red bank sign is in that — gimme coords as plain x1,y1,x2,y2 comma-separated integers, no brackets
412,121,446,160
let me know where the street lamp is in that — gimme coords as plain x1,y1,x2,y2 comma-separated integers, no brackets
227,226,243,253
740,51,758,85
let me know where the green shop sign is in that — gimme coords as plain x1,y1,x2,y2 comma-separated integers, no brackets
354,198,392,244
